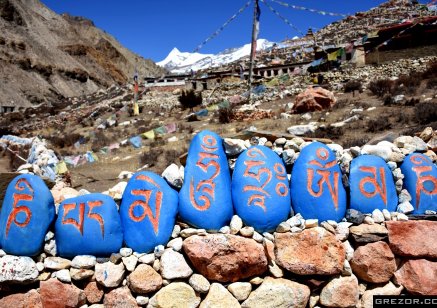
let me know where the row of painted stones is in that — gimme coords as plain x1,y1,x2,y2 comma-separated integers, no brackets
0,130,436,258
0,219,436,307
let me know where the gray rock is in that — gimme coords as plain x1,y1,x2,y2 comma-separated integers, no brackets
148,282,200,308
162,163,184,189
219,226,231,234
262,232,274,242
160,249,193,280
343,241,354,261
122,255,138,272
361,144,392,161
180,228,207,238
70,268,94,281
44,239,57,256
44,257,71,270
282,149,297,166
287,123,317,136
240,226,254,237
71,255,96,269
398,189,412,203
230,215,243,235
138,253,155,265
372,209,385,223
154,245,165,257
171,225,181,238
200,283,240,308
167,237,183,251
224,138,248,156
345,209,365,224
55,269,71,283
276,222,291,233
242,277,310,308
0,256,39,283
95,262,125,288
320,275,359,307
336,222,352,241
136,296,149,306
361,282,403,308
397,201,414,214
120,248,133,257
228,282,252,302
188,273,210,293
382,209,391,221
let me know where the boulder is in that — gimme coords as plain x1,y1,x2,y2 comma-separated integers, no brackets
241,277,310,308
55,193,123,257
120,171,178,253
95,261,125,288
275,227,344,275
0,174,55,256
232,146,291,233
84,281,104,304
183,234,267,282
162,163,184,189
350,241,396,283
349,224,388,243
395,259,437,296
290,142,346,222
179,130,234,230
160,249,193,280
361,282,403,308
349,155,398,213
189,274,210,293
387,220,437,258
292,87,336,113
228,282,252,302
40,278,86,308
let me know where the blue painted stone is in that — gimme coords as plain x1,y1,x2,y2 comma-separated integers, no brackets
290,142,346,222
400,153,437,214
120,171,178,253
232,146,291,233
179,130,233,230
0,174,55,256
55,193,123,257
349,155,398,213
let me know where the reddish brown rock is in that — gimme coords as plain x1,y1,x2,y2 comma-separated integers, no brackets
183,234,268,282
350,241,396,283
387,220,437,258
275,227,344,275
40,278,86,308
395,259,437,296
292,86,336,113
0,289,42,308
103,286,138,308
84,281,104,304
127,264,162,294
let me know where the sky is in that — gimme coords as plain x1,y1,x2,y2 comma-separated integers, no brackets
40,0,425,62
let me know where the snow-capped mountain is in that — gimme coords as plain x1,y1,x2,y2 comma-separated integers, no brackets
157,39,275,74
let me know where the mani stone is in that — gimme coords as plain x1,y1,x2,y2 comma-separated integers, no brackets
179,130,234,231
55,193,123,258
0,174,55,256
290,142,346,222
349,155,398,213
120,171,178,253
232,146,291,233
400,153,437,214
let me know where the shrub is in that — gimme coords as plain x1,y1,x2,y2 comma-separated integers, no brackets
383,94,394,106
415,102,437,124
139,149,160,167
342,136,370,148
397,73,421,95
422,60,437,79
333,98,350,110
366,116,392,133
427,78,437,89
178,89,202,111
344,80,362,96
218,107,235,124
91,131,109,152
309,126,344,139
368,79,394,97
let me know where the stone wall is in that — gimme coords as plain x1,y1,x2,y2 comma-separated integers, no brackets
0,217,436,307
366,44,437,65
0,128,436,307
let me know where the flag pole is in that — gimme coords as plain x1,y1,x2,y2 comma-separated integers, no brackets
248,0,259,102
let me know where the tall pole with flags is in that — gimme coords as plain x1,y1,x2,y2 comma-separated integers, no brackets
248,0,260,101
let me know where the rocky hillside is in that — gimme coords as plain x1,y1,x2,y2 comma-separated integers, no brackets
0,0,165,108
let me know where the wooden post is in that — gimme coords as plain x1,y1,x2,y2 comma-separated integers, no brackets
248,0,259,101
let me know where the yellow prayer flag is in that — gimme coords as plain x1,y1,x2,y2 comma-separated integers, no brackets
56,161,68,174
133,102,139,116
142,130,155,140
327,50,338,61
